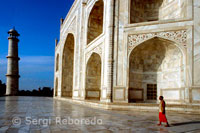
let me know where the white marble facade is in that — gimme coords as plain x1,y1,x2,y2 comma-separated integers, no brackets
54,0,200,105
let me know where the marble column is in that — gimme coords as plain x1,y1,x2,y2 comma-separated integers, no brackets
104,0,115,102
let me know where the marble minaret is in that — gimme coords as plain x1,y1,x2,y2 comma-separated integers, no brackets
6,28,20,96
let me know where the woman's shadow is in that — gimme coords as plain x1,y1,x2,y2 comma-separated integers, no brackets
170,121,200,126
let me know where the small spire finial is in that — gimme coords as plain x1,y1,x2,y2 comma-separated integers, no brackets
55,38,58,46
60,18,64,25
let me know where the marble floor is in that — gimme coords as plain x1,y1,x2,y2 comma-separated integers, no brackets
0,96,200,133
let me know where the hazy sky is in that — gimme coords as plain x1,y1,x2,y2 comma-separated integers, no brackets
0,0,74,90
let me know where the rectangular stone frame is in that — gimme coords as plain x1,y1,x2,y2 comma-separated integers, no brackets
113,87,126,102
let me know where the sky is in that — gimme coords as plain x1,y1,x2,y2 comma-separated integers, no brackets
0,0,75,90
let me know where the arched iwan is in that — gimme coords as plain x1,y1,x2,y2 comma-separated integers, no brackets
61,33,75,98
87,0,104,45
56,54,59,72
128,37,185,103
85,53,102,100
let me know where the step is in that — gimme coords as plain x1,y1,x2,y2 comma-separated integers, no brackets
55,97,200,114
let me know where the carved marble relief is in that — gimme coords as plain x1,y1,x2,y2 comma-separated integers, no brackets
128,30,187,55
86,44,102,63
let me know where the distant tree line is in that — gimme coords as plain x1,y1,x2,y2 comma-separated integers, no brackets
0,80,53,97
19,87,53,97
0,80,6,96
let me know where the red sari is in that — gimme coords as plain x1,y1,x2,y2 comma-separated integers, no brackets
159,101,168,123
159,112,168,122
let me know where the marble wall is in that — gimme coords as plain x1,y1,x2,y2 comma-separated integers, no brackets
159,0,187,20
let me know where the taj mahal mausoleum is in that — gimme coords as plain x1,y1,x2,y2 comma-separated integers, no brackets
54,0,200,112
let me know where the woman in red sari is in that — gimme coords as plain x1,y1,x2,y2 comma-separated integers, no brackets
157,96,169,127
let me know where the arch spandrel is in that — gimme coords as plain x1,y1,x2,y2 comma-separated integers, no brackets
128,30,187,57
85,44,102,63
60,16,76,48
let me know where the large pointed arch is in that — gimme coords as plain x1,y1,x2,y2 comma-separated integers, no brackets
61,33,75,98
56,54,59,72
55,78,58,97
128,37,185,103
85,53,102,100
87,0,104,45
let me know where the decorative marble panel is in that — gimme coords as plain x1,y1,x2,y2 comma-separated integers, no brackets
115,89,124,100
87,91,100,98
162,90,180,100
86,44,102,62
128,30,187,55
192,89,200,101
